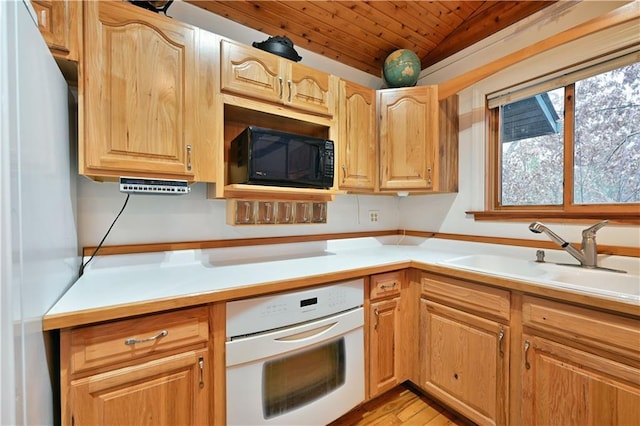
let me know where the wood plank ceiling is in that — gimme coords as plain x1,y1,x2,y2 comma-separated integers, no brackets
186,1,557,76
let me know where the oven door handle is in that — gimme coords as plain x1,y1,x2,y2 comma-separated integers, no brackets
275,322,336,342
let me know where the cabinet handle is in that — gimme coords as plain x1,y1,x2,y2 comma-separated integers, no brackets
380,282,397,290
39,10,47,27
498,329,505,358
342,165,347,183
426,167,432,185
287,80,292,103
124,330,168,345
374,307,379,330
278,77,284,99
524,340,531,369
186,144,192,171
198,356,205,389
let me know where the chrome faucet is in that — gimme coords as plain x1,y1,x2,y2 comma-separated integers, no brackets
528,220,608,268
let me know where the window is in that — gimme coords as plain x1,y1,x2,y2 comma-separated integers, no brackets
485,55,639,221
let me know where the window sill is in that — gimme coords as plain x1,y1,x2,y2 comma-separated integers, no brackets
466,210,640,225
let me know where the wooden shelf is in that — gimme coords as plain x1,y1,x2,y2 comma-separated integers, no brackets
211,184,339,202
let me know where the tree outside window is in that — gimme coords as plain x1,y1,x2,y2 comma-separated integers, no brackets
493,61,639,212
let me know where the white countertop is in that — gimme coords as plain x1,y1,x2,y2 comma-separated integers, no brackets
45,237,640,328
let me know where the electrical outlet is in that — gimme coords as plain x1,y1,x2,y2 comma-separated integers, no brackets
368,210,379,223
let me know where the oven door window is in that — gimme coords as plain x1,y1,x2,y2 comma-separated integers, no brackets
262,338,346,419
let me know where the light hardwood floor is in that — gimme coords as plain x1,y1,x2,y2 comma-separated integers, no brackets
329,383,475,426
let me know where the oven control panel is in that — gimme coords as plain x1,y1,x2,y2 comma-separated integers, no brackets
226,279,364,338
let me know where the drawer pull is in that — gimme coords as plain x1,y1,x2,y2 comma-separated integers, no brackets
524,340,531,369
498,329,505,358
124,330,168,346
278,77,284,99
380,282,397,290
374,308,379,330
198,356,205,389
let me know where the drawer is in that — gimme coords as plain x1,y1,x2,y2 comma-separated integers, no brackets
421,273,510,322
70,306,209,374
522,296,640,361
370,271,403,300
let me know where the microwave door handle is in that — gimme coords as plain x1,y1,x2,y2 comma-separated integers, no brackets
317,149,323,178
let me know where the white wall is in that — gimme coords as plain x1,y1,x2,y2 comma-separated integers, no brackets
400,1,640,248
77,180,400,247
77,1,639,250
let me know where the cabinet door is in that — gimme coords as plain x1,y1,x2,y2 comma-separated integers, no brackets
287,61,334,116
31,0,77,58
522,335,640,425
70,349,209,425
369,298,400,397
82,1,199,179
220,39,284,104
379,86,438,190
421,299,509,426
339,80,377,190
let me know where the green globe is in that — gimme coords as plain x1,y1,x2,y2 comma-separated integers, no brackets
383,49,421,88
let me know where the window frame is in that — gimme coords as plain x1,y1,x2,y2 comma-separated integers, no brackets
474,58,640,225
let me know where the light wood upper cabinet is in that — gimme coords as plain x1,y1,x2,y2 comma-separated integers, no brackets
419,274,510,426
379,86,438,191
520,296,640,425
378,87,458,193
338,80,377,191
80,1,217,182
31,0,80,61
220,39,336,117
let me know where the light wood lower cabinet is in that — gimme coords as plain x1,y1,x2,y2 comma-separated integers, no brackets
367,270,410,398
419,273,510,426
61,306,210,426
56,269,640,426
70,349,209,425
520,296,640,425
369,297,400,396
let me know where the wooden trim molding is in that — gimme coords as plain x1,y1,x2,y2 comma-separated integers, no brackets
403,230,639,258
437,2,640,99
467,210,640,226
83,229,639,259
82,230,398,257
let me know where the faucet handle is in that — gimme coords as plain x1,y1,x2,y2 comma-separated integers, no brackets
582,220,608,238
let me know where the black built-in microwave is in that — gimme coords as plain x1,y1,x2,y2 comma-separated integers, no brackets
229,126,334,189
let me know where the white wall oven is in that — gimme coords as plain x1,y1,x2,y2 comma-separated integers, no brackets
226,279,365,425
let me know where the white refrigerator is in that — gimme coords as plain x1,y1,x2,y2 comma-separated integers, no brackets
0,1,79,424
